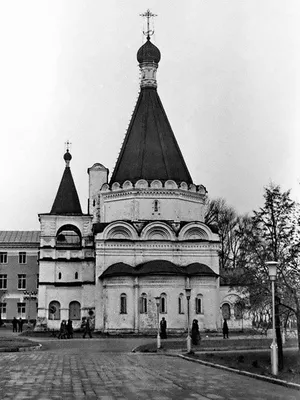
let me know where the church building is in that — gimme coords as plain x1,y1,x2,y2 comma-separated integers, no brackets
36,25,223,333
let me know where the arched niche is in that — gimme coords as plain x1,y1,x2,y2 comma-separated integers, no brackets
197,185,207,195
178,222,211,241
140,222,175,241
150,180,163,189
180,182,188,190
56,224,82,247
122,180,133,190
101,183,110,192
164,180,177,189
135,179,148,189
111,182,121,191
103,221,138,241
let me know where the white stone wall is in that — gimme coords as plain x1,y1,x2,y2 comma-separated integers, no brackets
99,190,206,223
97,275,219,332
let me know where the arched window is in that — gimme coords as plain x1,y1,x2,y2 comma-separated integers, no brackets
222,303,231,320
178,293,184,314
56,224,81,248
120,293,127,314
58,272,62,280
195,294,203,314
69,301,81,320
160,293,167,314
48,301,60,320
139,293,147,314
75,272,78,280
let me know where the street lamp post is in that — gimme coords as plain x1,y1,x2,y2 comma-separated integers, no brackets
154,296,161,350
23,290,38,324
185,287,192,353
266,261,278,376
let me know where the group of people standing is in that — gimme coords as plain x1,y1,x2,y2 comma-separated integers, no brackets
57,319,73,339
57,317,93,339
12,317,23,333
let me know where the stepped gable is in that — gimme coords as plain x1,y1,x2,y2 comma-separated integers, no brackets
50,149,82,215
110,38,193,186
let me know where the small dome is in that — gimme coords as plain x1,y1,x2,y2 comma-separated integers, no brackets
137,38,161,64
64,149,72,162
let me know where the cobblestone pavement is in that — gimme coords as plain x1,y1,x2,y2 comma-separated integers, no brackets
0,339,299,400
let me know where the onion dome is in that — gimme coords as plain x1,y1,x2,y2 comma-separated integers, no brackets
137,38,161,64
64,149,72,163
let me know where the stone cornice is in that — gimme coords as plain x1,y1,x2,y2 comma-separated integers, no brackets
101,188,205,202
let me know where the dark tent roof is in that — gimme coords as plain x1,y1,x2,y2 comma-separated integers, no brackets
100,260,218,279
50,166,82,215
100,263,134,278
136,260,184,276
110,87,193,185
186,263,218,277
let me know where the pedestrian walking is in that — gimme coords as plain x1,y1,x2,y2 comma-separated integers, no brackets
191,319,201,345
82,317,92,338
223,319,229,339
58,320,68,339
160,317,167,339
18,317,23,333
67,319,73,339
12,317,18,332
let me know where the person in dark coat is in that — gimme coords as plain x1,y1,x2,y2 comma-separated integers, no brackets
58,320,68,339
67,319,73,339
191,319,200,345
12,317,18,332
83,317,92,338
18,317,23,333
223,319,229,339
160,317,167,339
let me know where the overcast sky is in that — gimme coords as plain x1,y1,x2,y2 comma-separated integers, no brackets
0,0,299,230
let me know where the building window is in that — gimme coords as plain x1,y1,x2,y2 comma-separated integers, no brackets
69,301,81,320
195,294,203,314
19,252,27,264
0,302,6,316
178,293,184,314
120,293,127,314
17,302,26,315
58,272,62,280
0,274,7,289
36,274,39,288
160,293,167,314
48,301,61,320
152,200,160,214
139,293,147,314
18,274,26,290
75,272,78,280
0,252,7,264
222,303,231,320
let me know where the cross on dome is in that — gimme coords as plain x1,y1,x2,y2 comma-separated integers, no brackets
140,9,157,40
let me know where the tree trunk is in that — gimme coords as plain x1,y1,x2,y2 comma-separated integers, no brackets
294,295,300,351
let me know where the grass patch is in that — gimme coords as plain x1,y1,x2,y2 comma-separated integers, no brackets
0,337,36,350
191,349,300,385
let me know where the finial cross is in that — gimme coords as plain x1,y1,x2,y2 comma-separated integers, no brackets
65,140,72,152
140,9,157,39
